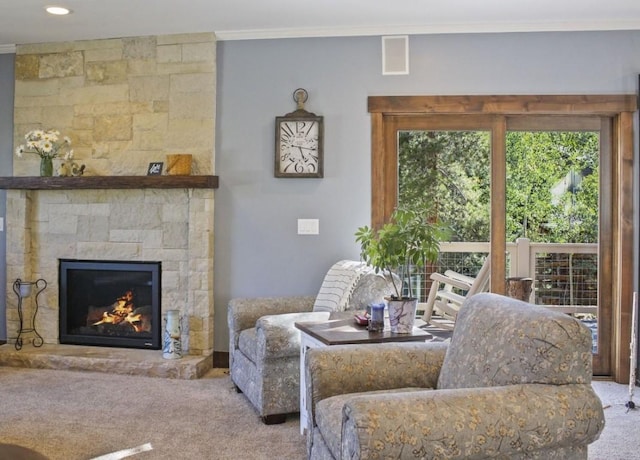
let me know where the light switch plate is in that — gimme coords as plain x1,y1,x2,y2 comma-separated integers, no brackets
297,219,319,235
0,217,3,232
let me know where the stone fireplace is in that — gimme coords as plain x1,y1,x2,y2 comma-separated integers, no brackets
3,32,216,367
58,259,162,349
5,186,214,358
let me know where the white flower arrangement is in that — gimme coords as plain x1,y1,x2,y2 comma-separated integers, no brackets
15,129,73,160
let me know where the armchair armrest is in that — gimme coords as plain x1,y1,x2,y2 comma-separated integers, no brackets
306,342,447,426
228,296,315,337
255,311,330,359
341,383,604,459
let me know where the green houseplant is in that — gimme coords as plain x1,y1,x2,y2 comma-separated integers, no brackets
355,203,446,332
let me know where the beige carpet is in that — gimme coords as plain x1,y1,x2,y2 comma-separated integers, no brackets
0,367,306,460
589,381,640,460
1,366,638,460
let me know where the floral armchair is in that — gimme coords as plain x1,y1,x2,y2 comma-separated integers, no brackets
305,292,604,459
227,260,395,424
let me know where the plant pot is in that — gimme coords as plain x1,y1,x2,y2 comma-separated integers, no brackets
18,282,33,298
387,298,418,333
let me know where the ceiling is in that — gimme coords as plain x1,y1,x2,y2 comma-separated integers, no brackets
1,0,640,50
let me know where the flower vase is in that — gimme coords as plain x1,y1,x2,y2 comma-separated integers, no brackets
162,310,182,359
40,157,53,177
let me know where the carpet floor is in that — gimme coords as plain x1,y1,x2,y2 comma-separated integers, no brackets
0,367,305,459
589,380,640,460
0,366,637,459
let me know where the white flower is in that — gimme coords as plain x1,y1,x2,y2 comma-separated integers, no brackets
43,132,55,142
16,128,73,160
64,149,74,160
41,141,53,153
26,129,44,141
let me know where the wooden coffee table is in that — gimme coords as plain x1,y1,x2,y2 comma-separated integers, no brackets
294,317,431,434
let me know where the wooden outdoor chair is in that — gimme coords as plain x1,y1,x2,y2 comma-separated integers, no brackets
419,257,491,330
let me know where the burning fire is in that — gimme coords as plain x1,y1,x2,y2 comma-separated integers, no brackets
93,290,145,332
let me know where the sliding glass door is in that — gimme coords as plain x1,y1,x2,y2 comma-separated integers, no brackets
379,111,616,376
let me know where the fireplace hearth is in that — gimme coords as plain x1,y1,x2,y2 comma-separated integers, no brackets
59,260,162,349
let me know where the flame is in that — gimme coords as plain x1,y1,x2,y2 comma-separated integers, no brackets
126,313,143,332
92,290,144,332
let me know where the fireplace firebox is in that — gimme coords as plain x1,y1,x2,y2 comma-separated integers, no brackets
59,259,161,349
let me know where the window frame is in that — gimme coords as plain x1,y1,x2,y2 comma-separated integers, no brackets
368,94,636,382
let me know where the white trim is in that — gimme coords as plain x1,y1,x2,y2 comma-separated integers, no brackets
0,19,638,44
215,19,640,41
0,44,16,54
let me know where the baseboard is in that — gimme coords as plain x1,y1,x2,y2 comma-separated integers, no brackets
213,351,229,369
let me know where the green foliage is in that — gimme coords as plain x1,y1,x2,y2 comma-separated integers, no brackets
398,129,599,246
355,203,447,299
505,131,598,243
399,130,491,242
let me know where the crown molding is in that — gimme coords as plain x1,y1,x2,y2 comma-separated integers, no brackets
215,20,640,41
0,18,638,44
0,44,16,54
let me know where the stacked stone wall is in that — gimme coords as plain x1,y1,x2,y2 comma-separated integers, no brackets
7,33,216,357
13,33,215,176
5,188,214,355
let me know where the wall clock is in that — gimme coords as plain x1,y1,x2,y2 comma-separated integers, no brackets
275,88,324,178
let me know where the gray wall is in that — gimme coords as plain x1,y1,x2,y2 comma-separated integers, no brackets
0,32,638,351
0,53,14,341
214,30,640,351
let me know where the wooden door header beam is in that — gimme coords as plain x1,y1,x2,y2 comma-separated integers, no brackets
368,95,637,115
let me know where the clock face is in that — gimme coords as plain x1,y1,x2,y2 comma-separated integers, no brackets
275,117,323,177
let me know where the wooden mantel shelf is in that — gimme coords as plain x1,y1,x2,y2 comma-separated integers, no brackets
0,175,218,190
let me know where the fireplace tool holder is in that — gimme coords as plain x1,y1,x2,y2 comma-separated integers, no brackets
12,278,46,350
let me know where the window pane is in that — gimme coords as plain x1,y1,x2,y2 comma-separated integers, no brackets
506,131,599,244
398,130,491,242
506,131,599,353
398,130,490,301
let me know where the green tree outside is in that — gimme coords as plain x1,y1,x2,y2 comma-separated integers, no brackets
398,130,490,242
398,130,599,245
506,131,599,244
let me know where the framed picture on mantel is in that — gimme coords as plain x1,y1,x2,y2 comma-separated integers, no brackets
147,162,163,175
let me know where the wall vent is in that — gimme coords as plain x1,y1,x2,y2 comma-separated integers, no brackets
382,35,409,75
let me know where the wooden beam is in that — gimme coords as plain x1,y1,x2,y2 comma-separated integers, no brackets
490,117,506,295
370,112,386,229
0,175,219,190
369,95,637,115
614,111,635,383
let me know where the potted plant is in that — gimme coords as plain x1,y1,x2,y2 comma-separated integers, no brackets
355,203,446,333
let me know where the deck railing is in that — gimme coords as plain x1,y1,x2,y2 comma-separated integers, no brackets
417,238,598,309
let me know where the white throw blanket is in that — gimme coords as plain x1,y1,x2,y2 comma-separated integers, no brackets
312,260,373,313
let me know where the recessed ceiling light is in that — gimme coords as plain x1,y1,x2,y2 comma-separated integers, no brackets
45,6,72,15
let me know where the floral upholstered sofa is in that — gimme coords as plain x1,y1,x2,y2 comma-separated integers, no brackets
227,260,395,424
305,293,604,459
